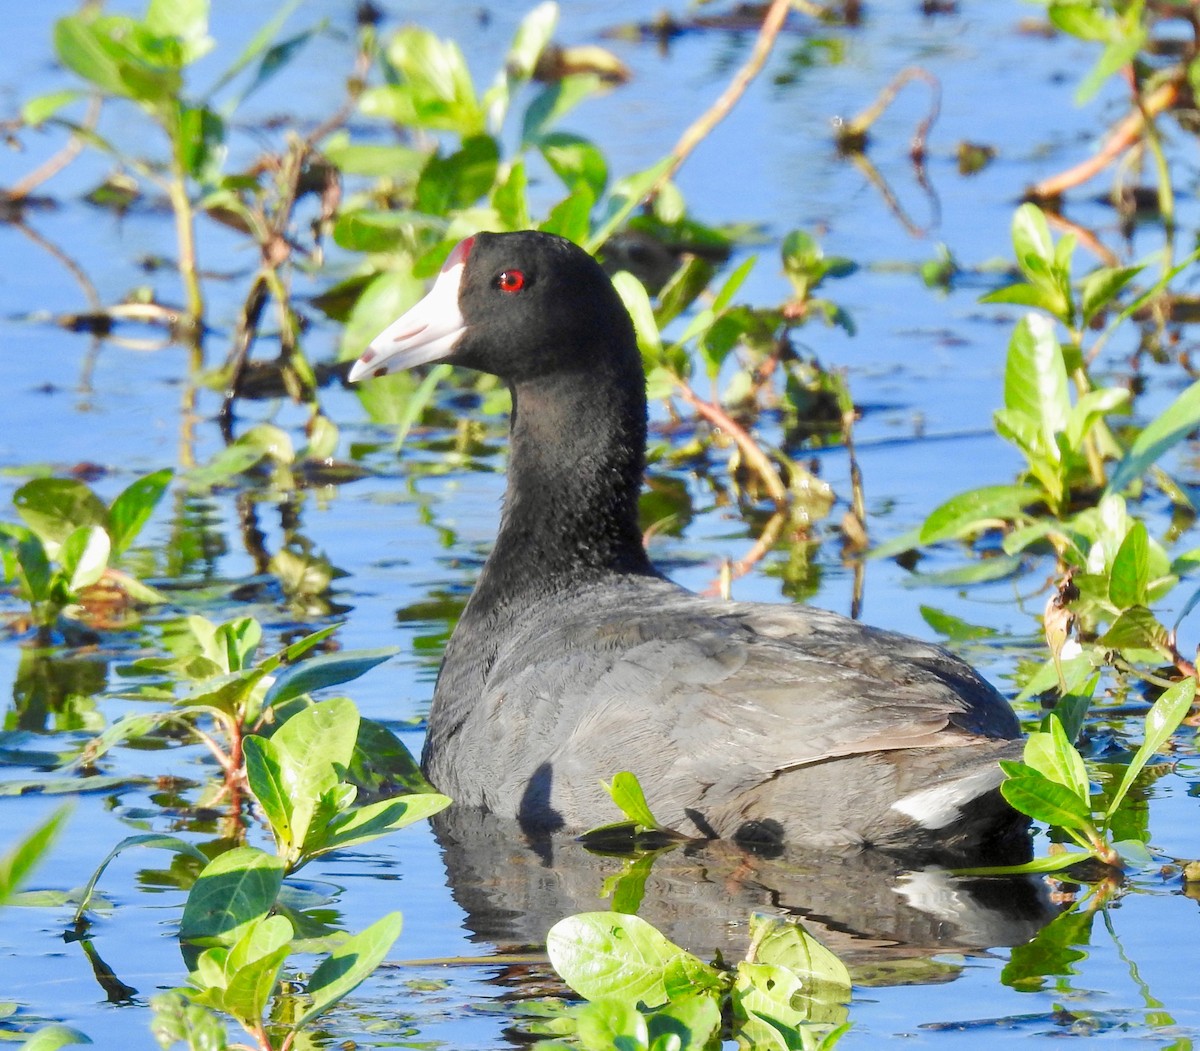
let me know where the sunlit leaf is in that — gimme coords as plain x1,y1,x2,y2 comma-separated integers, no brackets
1104,677,1196,822
72,833,205,926
179,847,285,950
547,912,709,1008
1023,719,1089,801
920,485,1040,544
1000,768,1094,831
16,1025,93,1051
1108,519,1149,609
1097,605,1170,656
107,469,172,557
21,89,85,126
297,911,404,1026
1005,313,1069,455
60,525,110,592
1080,264,1143,325
13,479,107,550
601,771,661,830
1107,378,1200,496
0,806,71,907
539,132,608,199
315,793,451,858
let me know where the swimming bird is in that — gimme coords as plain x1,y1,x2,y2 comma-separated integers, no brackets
349,230,1026,857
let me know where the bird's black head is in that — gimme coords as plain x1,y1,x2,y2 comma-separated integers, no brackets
349,231,642,388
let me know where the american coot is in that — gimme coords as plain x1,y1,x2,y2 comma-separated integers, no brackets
350,231,1027,856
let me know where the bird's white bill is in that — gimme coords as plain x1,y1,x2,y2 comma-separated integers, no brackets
348,258,467,382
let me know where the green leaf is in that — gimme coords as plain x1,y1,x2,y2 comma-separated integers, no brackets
375,26,483,134
146,0,212,64
712,256,755,315
1000,769,1095,832
54,16,135,98
13,479,107,550
1045,674,1098,746
920,485,1040,544
297,911,404,1026
902,554,1025,587
73,833,206,926
1105,677,1196,821
21,90,85,126
0,806,71,907
601,772,662,830
1108,519,1149,608
272,697,359,781
348,718,430,794
416,135,500,215
492,159,530,230
1048,1,1111,42
60,526,110,592
955,850,1096,877
1107,378,1200,495
213,915,292,1027
539,132,608,199
179,847,285,949
17,1025,93,1051
547,912,705,1008
1076,25,1146,104
263,648,397,708
1005,313,1070,454
338,267,425,366
1080,264,1143,325
575,998,648,1050
1023,719,1089,801
750,915,851,999
611,273,662,362
1064,387,1129,452
734,958,847,1044
150,990,228,1051
521,74,605,146
1097,605,1170,656
980,281,1062,311
584,158,673,255
646,994,721,1050
243,736,293,857
540,187,595,244
107,469,171,556
1012,204,1055,276
207,0,302,97
9,528,52,603
315,793,451,859
321,136,425,179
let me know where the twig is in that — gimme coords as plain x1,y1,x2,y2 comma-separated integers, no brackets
702,510,787,597
837,66,941,156
676,383,788,507
1044,211,1119,268
4,97,101,201
12,220,101,311
646,0,793,199
1027,78,1180,201
844,150,932,238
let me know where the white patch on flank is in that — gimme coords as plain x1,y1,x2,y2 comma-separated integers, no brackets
890,767,1001,829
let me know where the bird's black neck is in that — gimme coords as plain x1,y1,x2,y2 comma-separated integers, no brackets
467,359,657,619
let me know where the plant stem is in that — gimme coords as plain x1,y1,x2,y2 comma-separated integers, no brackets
648,0,792,198
168,174,204,336
1028,78,1180,200
676,383,789,508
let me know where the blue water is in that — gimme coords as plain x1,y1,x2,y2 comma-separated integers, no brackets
1,1,1198,1047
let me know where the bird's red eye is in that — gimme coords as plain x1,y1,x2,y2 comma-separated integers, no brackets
496,270,526,293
